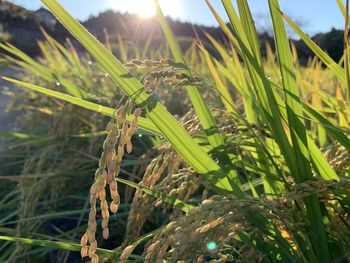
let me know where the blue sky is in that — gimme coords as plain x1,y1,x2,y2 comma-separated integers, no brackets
9,0,346,35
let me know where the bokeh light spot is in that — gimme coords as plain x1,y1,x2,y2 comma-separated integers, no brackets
206,241,217,251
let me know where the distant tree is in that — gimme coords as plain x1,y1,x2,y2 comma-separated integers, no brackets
312,28,344,62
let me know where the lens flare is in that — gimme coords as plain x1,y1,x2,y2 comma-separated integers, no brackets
112,0,182,20
113,0,156,19
206,241,217,251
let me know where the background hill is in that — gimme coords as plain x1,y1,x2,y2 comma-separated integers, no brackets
0,0,345,63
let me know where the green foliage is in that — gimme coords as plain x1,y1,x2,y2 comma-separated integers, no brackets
0,0,349,262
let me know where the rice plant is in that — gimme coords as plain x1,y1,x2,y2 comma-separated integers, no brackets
0,0,350,262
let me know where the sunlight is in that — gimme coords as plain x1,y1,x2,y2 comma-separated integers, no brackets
113,0,156,19
132,0,156,18
111,0,181,19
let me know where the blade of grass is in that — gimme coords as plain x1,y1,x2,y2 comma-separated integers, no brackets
197,40,236,113
219,1,319,259
205,0,240,53
303,103,350,152
282,13,345,83
220,0,302,200
344,0,350,102
268,0,330,260
270,79,340,181
1,77,160,136
221,0,296,174
0,235,116,257
152,0,242,188
152,1,225,151
199,38,284,196
0,42,86,98
336,0,350,27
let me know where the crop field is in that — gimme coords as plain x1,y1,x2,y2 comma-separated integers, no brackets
0,0,350,262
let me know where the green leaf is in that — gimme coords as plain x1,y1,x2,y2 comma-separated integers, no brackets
282,13,345,83
2,77,160,136
221,0,296,174
0,42,86,98
152,1,233,155
336,0,350,26
150,0,243,189
0,235,116,257
268,0,330,260
303,103,350,152
197,40,236,113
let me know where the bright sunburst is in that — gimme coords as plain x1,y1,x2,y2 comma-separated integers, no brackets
134,0,156,18
112,0,181,19
114,0,156,19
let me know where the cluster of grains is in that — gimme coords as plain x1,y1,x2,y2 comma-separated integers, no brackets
122,110,205,247
263,178,350,234
273,178,350,251
9,155,66,261
142,180,350,262
119,245,136,263
276,178,350,204
126,58,178,68
211,108,273,140
181,110,200,136
122,161,349,263
125,59,204,90
155,166,203,222
323,143,350,172
123,150,203,248
80,106,142,263
124,154,170,245
163,168,201,206
143,195,270,262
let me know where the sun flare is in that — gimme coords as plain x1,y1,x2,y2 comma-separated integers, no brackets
116,0,156,19
112,0,181,20
134,0,156,18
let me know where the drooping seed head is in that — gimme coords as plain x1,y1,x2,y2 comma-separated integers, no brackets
101,209,109,219
105,122,114,132
131,59,144,66
94,168,104,179
127,125,137,136
110,190,120,202
110,180,117,191
102,218,109,229
88,229,96,243
88,209,96,222
91,253,99,263
110,201,119,213
119,245,135,262
133,108,142,117
101,199,108,211
131,118,138,128
117,150,124,163
111,126,119,137
126,141,133,153
88,221,97,232
89,240,97,254
103,227,109,240
80,233,88,246
80,245,88,258
122,124,128,135
104,151,114,163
